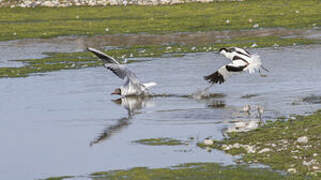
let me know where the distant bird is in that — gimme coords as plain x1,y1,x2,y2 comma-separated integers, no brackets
243,104,251,114
257,105,264,122
88,47,157,96
204,47,267,85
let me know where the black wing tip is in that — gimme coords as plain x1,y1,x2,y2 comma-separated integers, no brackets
87,47,95,51
204,71,225,84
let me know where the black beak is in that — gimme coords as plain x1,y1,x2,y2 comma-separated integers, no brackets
261,65,270,72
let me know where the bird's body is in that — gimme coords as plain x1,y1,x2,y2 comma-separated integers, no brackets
204,47,265,85
219,47,251,60
88,47,157,96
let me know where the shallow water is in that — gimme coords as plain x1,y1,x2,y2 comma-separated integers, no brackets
0,45,321,180
0,38,84,67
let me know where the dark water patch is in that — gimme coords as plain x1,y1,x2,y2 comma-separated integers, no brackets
207,100,226,108
241,94,260,99
302,95,321,104
149,93,226,99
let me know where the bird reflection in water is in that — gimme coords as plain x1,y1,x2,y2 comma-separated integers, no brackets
224,105,265,134
90,96,153,146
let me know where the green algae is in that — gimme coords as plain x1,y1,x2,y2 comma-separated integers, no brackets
0,36,317,78
44,176,74,180
0,0,320,41
133,137,186,146
85,162,304,180
199,110,321,177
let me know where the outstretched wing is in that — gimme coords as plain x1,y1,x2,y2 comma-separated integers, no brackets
104,63,140,83
87,47,120,64
104,64,130,80
204,60,247,84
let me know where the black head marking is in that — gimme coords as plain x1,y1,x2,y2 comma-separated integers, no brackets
219,48,228,53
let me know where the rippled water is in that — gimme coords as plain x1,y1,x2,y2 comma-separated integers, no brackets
0,45,321,180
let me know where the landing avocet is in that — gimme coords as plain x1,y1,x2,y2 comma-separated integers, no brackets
88,47,157,96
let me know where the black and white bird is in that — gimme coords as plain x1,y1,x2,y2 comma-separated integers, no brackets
219,47,251,60
204,47,267,85
219,47,269,73
88,47,157,96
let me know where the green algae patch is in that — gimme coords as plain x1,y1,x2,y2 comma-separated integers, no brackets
88,162,303,180
0,35,317,78
0,0,320,41
134,137,186,146
44,176,74,180
199,110,321,177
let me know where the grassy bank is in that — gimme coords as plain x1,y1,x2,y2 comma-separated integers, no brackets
45,162,309,180
198,110,321,177
0,36,317,78
1,0,320,41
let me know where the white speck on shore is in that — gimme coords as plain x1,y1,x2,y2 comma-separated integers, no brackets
258,148,271,153
302,159,315,166
253,24,259,28
203,139,214,145
297,136,308,144
251,43,257,47
288,168,297,174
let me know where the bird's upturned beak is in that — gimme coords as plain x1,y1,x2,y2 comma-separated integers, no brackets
261,65,270,72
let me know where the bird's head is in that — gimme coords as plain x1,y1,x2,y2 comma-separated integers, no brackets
218,48,228,55
111,88,122,95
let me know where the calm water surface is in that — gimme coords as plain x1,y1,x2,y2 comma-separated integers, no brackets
0,45,321,179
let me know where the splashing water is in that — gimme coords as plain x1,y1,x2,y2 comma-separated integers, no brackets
192,84,214,100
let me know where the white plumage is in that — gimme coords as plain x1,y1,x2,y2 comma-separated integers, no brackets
88,47,157,96
204,47,267,85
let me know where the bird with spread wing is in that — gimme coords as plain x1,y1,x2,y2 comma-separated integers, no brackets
204,47,269,85
88,47,157,96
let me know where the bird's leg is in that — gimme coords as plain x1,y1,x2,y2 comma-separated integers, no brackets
259,69,268,77
261,65,270,72
203,84,214,92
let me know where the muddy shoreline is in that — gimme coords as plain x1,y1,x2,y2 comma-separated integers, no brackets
6,28,320,48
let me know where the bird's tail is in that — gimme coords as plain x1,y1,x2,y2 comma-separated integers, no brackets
143,82,157,89
244,54,262,74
